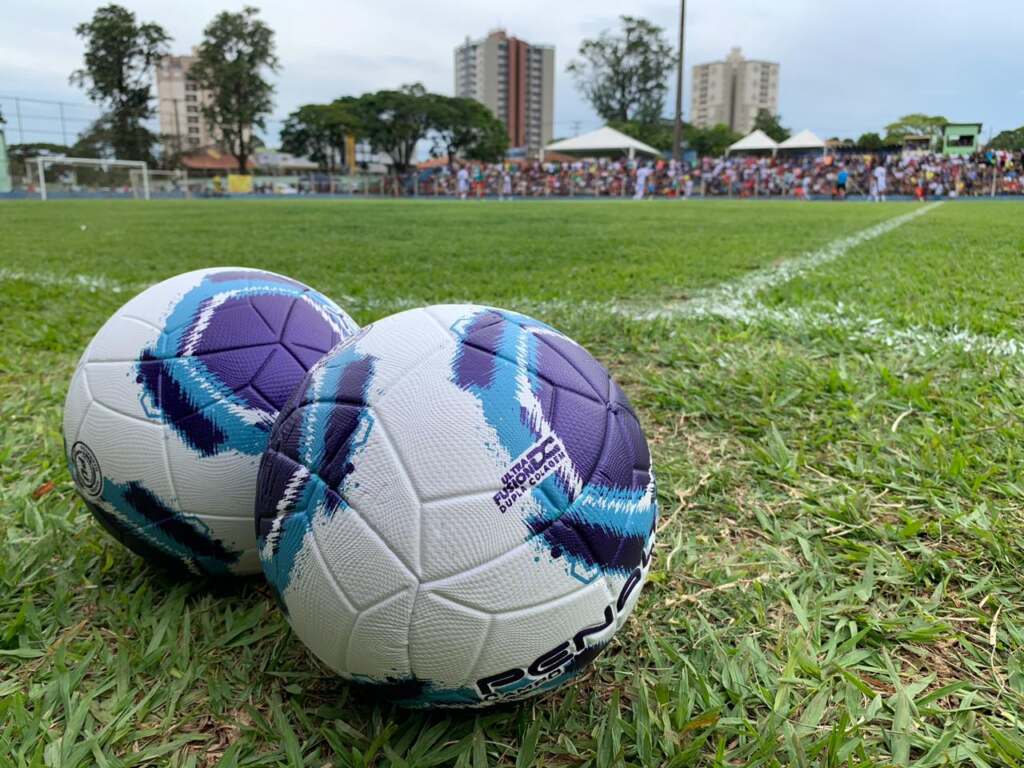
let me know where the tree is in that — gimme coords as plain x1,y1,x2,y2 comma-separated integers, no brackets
607,119,675,152
856,132,884,150
686,123,741,157
884,113,948,143
190,6,279,173
989,127,1024,150
352,84,433,174
427,96,508,166
70,4,169,162
752,109,790,142
567,16,675,124
280,100,359,171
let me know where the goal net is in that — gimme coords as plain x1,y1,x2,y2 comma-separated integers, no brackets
26,156,179,200
129,168,193,199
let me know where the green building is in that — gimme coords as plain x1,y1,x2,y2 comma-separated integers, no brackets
942,123,983,157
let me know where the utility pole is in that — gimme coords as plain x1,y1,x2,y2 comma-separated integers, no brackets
570,120,581,136
59,102,68,146
672,0,686,162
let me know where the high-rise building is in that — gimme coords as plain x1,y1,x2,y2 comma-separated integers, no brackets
155,53,217,156
454,30,554,157
691,47,780,135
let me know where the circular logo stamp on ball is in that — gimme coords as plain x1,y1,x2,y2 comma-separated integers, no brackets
71,441,103,498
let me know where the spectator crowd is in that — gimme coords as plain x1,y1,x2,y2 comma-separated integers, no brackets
403,149,1023,200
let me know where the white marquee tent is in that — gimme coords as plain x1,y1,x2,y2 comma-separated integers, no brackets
726,129,778,156
543,126,661,160
778,129,826,154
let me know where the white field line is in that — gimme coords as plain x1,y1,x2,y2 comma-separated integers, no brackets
0,267,143,293
628,202,943,322
4,203,1021,360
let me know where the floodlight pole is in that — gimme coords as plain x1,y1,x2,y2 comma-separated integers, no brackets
672,0,686,162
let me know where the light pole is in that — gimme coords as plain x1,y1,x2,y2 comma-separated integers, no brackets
672,0,686,161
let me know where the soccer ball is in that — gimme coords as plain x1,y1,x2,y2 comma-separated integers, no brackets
63,268,358,577
256,305,657,707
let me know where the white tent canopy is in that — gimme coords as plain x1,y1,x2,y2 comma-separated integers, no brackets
727,129,778,155
778,129,826,152
543,126,661,160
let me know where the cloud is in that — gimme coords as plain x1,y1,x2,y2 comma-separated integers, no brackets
2,0,1021,146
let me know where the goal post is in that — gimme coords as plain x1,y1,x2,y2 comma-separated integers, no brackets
34,156,150,201
129,168,190,199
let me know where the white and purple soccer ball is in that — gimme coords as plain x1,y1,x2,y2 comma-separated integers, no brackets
63,268,358,577
256,305,657,707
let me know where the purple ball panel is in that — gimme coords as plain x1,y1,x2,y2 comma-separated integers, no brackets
545,386,606,488
196,347,276,396
283,297,342,354
456,344,497,391
250,348,308,410
590,409,642,491
188,297,280,356
249,293,294,335
533,331,609,403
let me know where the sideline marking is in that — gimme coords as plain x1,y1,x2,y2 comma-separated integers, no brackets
6,204,1021,360
629,202,943,322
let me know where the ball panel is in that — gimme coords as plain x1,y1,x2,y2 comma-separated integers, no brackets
408,593,491,686
63,367,92,447
258,304,656,705
65,267,357,577
82,315,162,364
340,420,422,576
422,535,589,614
311,498,419,610
418,489,546,583
347,588,417,678
76,402,175,503
267,525,359,671
371,355,507,504
349,309,453,396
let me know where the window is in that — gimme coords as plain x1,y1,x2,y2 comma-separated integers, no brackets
188,137,200,146
188,126,200,135
186,105,198,114
185,94,197,103
186,81,198,92
187,116,199,124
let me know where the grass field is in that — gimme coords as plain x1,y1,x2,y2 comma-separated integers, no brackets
2,199,1024,767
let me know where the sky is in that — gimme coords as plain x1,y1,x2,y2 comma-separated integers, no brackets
2,0,1022,148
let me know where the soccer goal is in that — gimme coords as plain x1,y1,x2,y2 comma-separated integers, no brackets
30,156,156,201
129,168,193,199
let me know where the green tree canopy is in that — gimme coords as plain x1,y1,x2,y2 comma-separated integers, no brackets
856,132,884,150
567,16,675,125
884,113,948,142
352,84,433,174
70,4,169,163
280,100,359,171
989,127,1024,150
427,96,508,166
190,6,279,173
752,110,790,142
684,124,742,157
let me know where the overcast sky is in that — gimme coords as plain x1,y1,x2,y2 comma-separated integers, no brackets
2,0,1021,147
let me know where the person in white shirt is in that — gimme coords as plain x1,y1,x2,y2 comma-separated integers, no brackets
872,164,887,202
634,163,653,200
456,166,469,200
500,169,512,200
